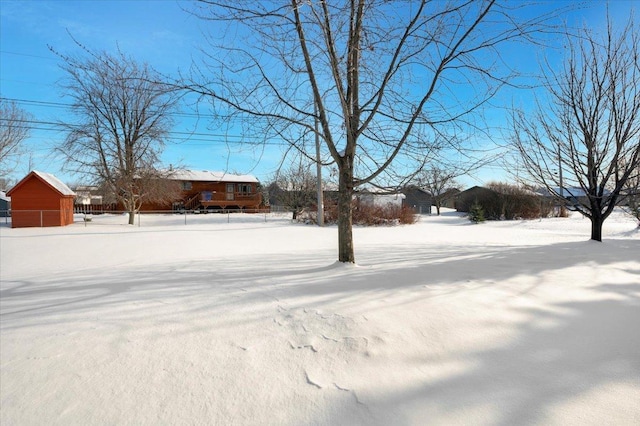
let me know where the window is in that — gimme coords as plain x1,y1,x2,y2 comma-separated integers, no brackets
182,181,192,190
237,184,252,194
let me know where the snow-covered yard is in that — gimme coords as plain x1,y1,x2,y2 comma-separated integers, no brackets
1,210,639,425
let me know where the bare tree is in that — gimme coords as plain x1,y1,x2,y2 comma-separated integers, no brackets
0,98,31,176
52,43,179,224
416,166,460,215
269,160,317,220
186,0,566,262
513,16,640,241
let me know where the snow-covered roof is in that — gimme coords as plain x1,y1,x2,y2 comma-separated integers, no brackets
33,171,76,196
0,191,9,202
365,192,406,200
8,171,75,197
168,170,259,183
548,187,611,198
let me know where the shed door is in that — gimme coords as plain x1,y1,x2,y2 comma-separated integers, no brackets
226,184,234,200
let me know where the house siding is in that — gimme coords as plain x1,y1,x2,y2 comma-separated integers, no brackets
142,180,262,211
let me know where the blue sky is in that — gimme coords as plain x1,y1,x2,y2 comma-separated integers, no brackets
1,0,637,188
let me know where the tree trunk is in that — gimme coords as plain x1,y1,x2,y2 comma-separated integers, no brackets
590,210,603,242
337,167,355,263
123,199,136,225
435,202,441,215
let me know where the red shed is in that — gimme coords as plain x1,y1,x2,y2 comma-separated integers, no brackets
6,171,76,228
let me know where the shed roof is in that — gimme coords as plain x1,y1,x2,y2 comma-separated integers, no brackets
6,171,76,197
168,170,259,183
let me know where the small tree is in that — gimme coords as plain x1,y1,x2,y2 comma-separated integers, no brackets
513,16,640,241
52,43,179,224
0,99,31,176
270,161,317,220
468,201,485,223
0,177,17,192
416,167,459,216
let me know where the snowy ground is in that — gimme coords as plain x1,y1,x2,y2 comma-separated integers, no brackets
1,210,639,425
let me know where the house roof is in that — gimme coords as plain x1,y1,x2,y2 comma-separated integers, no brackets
7,171,75,197
0,191,9,202
456,186,492,196
401,186,433,197
539,187,611,198
168,170,259,183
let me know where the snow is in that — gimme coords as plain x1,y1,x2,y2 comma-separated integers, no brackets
32,171,76,196
167,169,259,183
1,209,639,425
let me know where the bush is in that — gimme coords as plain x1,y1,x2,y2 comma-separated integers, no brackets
539,199,555,218
397,205,419,224
486,182,548,220
301,200,417,226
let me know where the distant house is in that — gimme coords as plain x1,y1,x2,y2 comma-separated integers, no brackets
401,186,433,214
144,170,263,212
439,188,461,209
6,171,76,228
267,182,340,214
266,182,284,208
71,185,114,213
457,185,549,220
73,185,104,206
0,191,10,218
455,186,501,219
550,186,614,208
356,190,405,208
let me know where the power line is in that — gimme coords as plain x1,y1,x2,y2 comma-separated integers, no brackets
0,116,288,147
0,96,292,145
0,50,56,60
1,96,238,121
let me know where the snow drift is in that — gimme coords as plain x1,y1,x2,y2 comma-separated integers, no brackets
1,210,638,425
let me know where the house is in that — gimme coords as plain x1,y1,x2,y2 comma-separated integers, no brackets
72,185,114,213
457,185,549,220
401,186,433,214
455,186,501,219
73,185,104,206
551,186,615,208
356,190,405,208
439,188,461,209
0,191,10,218
6,171,76,228
144,170,263,212
455,186,497,211
266,182,316,214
